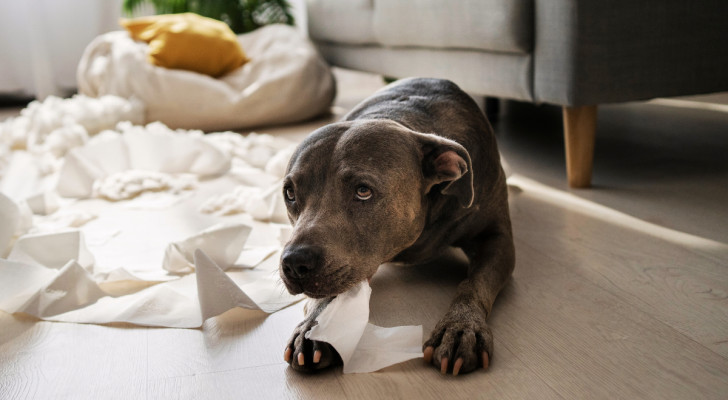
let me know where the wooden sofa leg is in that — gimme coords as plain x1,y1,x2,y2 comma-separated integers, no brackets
562,105,597,188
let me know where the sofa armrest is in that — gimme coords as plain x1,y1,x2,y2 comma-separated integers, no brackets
534,0,728,106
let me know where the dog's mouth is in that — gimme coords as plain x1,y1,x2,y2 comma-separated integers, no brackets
280,263,370,298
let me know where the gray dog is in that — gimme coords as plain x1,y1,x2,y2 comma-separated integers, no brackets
280,78,514,375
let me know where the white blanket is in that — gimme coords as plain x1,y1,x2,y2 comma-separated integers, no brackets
77,24,336,131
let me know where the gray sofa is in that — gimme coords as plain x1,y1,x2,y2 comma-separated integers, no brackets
306,0,728,187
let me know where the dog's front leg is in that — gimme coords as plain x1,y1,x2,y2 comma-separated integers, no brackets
424,226,515,375
284,296,342,372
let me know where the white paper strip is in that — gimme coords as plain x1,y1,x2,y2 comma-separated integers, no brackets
0,193,32,257
163,223,252,274
0,193,21,256
8,230,95,271
56,124,231,199
306,281,424,373
0,247,301,328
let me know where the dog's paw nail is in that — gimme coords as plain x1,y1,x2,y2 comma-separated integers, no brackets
440,357,448,374
482,352,489,369
453,358,463,376
423,346,434,363
313,350,321,364
284,348,292,362
298,352,305,366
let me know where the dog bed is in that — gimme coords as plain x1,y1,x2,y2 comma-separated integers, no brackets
77,24,336,131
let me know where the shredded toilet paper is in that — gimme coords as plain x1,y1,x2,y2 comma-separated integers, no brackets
0,193,32,257
0,94,144,152
0,229,301,327
163,223,252,274
199,182,288,223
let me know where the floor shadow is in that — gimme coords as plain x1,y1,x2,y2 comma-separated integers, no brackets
368,249,469,332
497,100,728,243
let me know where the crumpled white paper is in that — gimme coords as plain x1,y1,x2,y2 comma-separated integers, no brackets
199,182,288,223
307,282,423,373
0,193,22,256
0,94,144,152
8,230,95,272
0,151,57,205
0,192,32,257
25,191,61,215
163,223,252,274
56,122,231,198
93,170,197,201
0,229,301,327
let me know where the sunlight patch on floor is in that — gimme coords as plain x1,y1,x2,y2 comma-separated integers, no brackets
507,174,728,256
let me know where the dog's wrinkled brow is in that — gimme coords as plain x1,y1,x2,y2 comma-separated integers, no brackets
338,168,381,187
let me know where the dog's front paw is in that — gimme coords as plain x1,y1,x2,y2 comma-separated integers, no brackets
284,319,342,373
423,306,493,376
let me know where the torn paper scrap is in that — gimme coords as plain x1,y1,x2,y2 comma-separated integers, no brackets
49,274,203,327
245,183,287,224
121,122,230,176
43,275,202,328
195,249,302,316
0,193,32,257
0,94,143,151
204,131,295,171
0,260,58,312
306,282,370,364
195,249,263,319
93,170,197,201
0,249,300,328
264,145,295,179
345,323,424,374
94,267,167,297
200,182,287,223
8,230,95,272
0,151,53,202
0,193,21,256
56,122,231,198
0,259,106,318
199,185,263,215
31,209,97,234
25,191,61,215
79,205,224,279
306,281,424,373
234,246,278,269
163,223,252,274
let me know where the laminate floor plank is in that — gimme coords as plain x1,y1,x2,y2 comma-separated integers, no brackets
0,314,148,399
497,240,728,399
508,181,728,357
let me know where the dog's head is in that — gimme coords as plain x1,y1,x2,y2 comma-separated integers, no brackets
279,119,473,297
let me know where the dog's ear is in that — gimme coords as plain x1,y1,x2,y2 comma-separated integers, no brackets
415,133,474,208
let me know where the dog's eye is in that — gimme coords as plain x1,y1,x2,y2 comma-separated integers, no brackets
355,185,373,201
284,187,295,202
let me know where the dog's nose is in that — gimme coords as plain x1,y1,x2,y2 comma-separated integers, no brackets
281,245,322,279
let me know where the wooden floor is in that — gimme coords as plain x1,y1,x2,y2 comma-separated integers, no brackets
2,70,727,399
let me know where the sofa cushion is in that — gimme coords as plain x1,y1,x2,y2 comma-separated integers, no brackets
308,0,533,54
307,0,376,45
373,0,533,54
121,13,248,78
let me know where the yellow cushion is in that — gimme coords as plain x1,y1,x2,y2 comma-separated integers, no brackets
120,13,248,78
